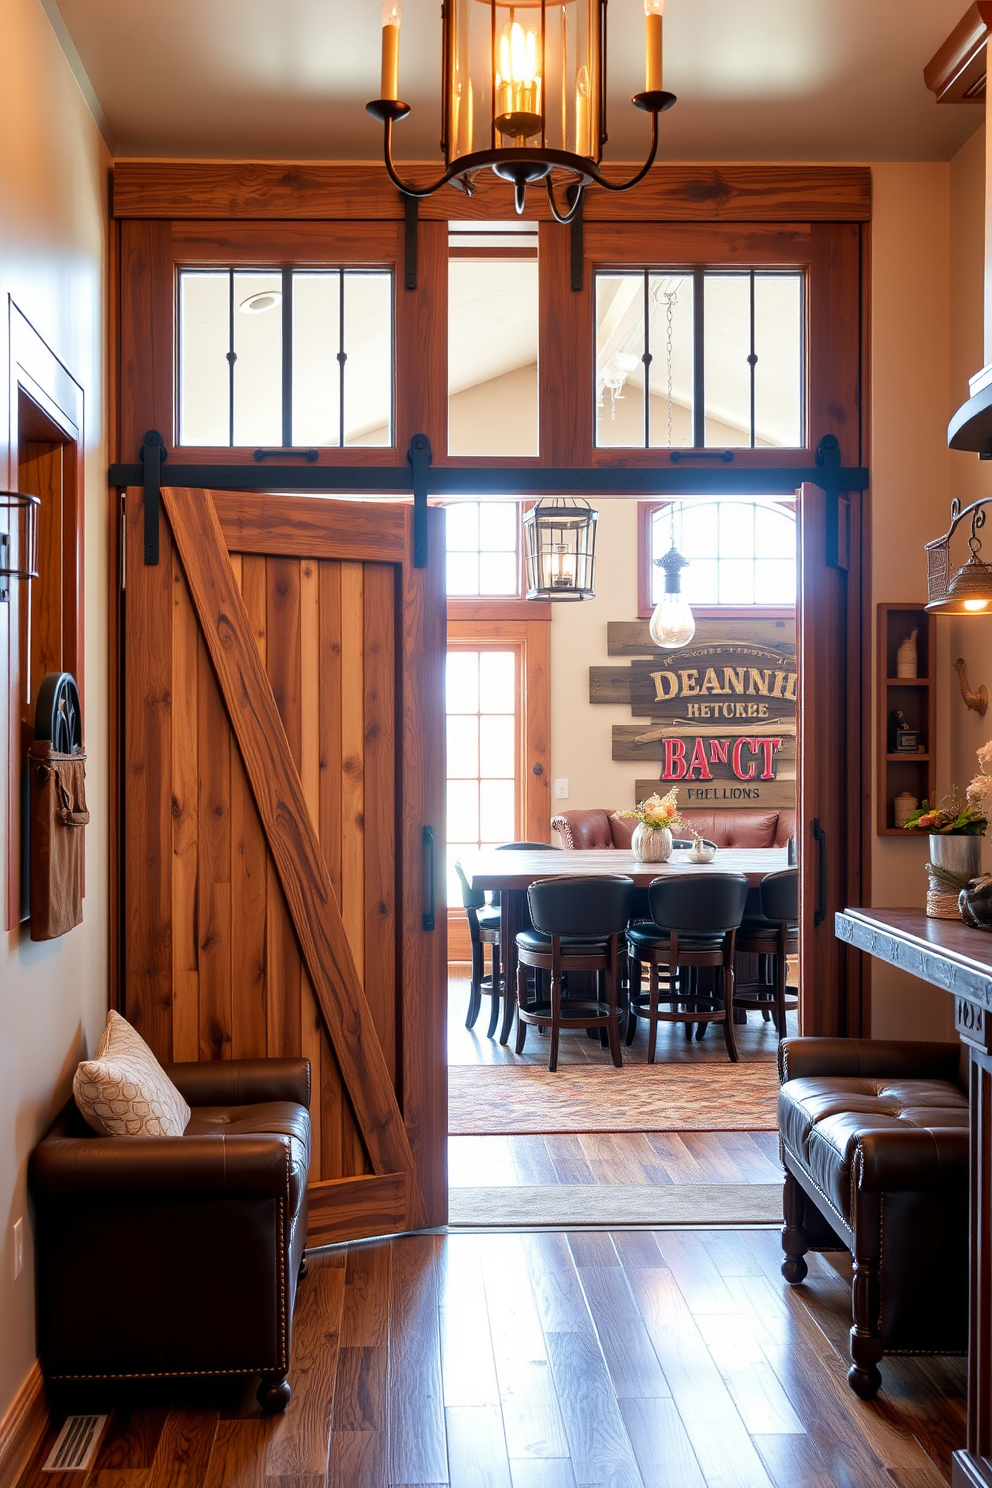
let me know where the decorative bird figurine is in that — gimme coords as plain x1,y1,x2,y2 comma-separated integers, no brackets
954,658,989,717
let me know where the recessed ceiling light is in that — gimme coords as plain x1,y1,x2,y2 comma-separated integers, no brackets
239,291,281,315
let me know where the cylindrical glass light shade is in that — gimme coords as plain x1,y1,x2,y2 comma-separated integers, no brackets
446,0,603,163
523,499,598,600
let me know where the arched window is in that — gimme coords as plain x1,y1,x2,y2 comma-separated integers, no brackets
640,498,796,617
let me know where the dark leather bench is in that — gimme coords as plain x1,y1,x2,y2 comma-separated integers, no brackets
778,1037,969,1398
30,1058,310,1410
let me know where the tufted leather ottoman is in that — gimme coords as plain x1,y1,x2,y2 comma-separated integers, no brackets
778,1037,969,1399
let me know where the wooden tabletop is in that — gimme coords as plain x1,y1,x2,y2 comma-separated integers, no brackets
466,846,790,890
836,906,992,1010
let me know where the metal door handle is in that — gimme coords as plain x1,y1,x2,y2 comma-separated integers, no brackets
812,818,827,926
422,825,436,931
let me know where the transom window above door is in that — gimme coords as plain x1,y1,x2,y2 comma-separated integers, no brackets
596,269,804,451
643,498,797,612
178,268,393,449
444,500,521,596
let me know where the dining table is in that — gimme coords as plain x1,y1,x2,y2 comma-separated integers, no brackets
465,846,790,1045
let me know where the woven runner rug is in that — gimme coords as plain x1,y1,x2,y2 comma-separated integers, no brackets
448,1062,779,1135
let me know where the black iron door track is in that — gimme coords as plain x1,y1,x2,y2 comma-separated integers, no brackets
113,431,866,572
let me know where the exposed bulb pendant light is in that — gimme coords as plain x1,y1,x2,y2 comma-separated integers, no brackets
649,505,694,649
366,0,677,224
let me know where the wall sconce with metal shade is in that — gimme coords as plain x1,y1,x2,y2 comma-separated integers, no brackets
0,490,40,603
367,0,676,223
926,497,992,614
523,497,597,599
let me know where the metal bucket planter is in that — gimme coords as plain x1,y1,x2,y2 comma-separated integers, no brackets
927,834,983,919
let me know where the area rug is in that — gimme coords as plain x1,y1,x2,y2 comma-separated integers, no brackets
448,1062,779,1135
447,1183,783,1226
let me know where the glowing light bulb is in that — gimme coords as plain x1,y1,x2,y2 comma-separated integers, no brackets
644,0,664,93
649,592,695,649
964,598,989,611
380,0,402,101
496,19,542,134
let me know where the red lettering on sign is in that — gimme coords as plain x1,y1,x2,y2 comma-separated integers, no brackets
663,738,687,779
758,737,782,780
709,739,730,764
686,737,713,780
731,737,758,780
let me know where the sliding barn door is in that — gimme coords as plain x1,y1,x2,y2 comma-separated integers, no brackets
122,487,446,1242
798,482,865,1035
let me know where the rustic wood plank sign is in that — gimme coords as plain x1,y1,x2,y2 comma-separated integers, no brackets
594,621,797,810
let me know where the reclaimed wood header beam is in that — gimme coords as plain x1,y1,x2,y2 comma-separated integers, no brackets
112,162,872,223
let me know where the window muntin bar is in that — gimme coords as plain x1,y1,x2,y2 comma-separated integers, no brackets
649,497,796,607
595,269,804,451
178,268,394,449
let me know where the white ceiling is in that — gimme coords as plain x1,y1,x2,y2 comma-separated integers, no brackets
51,0,983,162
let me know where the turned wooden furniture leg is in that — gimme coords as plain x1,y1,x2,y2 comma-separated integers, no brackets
781,1168,809,1284
849,1215,884,1400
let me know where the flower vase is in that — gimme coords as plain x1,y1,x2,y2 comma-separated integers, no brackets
631,824,672,863
927,833,982,919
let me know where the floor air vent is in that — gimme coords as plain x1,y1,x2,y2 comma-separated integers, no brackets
42,1415,107,1472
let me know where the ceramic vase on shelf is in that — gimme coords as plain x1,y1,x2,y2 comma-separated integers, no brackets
927,833,982,920
631,824,672,863
896,629,919,678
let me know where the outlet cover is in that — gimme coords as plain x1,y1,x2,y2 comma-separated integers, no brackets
555,779,569,799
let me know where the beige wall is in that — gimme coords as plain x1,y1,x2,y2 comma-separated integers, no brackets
0,0,110,1428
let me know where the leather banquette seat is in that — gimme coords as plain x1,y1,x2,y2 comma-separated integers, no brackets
552,807,795,851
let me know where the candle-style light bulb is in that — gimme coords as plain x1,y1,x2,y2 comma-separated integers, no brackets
381,0,402,102
645,0,664,93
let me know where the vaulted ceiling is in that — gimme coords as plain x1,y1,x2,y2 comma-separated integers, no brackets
51,0,982,162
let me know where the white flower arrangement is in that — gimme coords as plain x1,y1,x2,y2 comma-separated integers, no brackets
966,740,992,832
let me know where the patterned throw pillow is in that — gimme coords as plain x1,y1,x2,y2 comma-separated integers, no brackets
73,1010,191,1137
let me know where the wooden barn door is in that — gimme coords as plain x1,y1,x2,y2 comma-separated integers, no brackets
122,485,447,1242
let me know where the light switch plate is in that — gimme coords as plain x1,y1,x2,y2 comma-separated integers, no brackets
555,779,569,799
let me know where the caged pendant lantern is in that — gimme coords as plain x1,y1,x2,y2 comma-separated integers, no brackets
926,498,992,615
523,498,597,600
367,0,677,223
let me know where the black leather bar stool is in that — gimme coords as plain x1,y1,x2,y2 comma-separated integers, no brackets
625,873,749,1063
493,841,562,1044
734,867,798,1037
514,875,634,1072
453,860,502,1036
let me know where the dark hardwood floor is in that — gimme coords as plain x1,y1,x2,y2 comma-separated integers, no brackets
449,1131,784,1188
19,1228,965,1488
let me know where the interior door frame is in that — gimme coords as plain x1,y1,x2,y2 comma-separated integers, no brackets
111,168,871,1062
446,616,551,963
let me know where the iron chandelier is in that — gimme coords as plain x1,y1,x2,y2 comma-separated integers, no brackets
367,0,676,223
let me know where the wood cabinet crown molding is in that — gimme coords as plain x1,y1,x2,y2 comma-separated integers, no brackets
924,2,992,103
